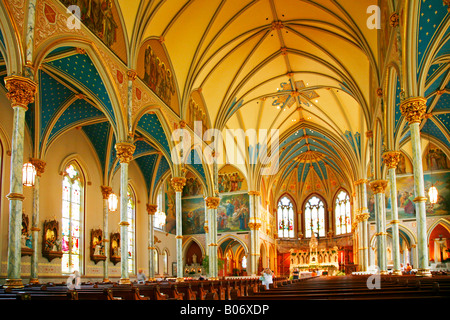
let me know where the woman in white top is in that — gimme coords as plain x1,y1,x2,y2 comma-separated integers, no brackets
66,270,81,290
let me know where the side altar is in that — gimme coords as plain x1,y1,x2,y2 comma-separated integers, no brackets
289,233,339,275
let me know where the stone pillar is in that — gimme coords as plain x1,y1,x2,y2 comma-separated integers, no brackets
4,76,37,289
146,204,157,281
360,181,370,270
382,151,402,275
29,158,45,284
115,142,136,285
205,197,220,279
248,191,261,275
369,180,388,274
400,97,431,277
100,185,113,283
171,177,186,281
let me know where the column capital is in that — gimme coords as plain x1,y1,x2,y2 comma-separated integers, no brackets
179,120,187,129
369,180,388,194
100,186,113,200
248,191,260,196
170,177,186,192
205,197,220,209
29,158,46,177
146,204,158,215
354,179,368,185
4,76,38,109
127,70,137,81
382,151,401,169
115,142,136,163
400,97,427,124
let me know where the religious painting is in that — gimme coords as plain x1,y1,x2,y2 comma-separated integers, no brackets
164,177,176,235
137,39,178,113
182,197,205,235
218,166,247,193
59,0,127,62
424,144,449,171
395,152,410,175
369,171,450,221
217,193,250,232
182,174,203,198
187,93,210,137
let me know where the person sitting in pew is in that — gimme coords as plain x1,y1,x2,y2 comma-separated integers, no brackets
66,270,81,290
137,269,147,284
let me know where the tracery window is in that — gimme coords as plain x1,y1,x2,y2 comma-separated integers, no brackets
127,186,136,274
335,190,351,235
304,195,325,238
61,163,83,274
163,250,169,274
154,249,159,275
277,196,295,238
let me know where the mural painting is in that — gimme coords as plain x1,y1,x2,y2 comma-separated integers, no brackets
182,197,205,235
217,193,250,232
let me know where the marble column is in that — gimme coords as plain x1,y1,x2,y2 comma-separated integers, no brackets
382,151,402,275
4,76,37,289
400,97,431,277
100,186,113,283
369,180,388,274
29,158,46,284
205,197,220,279
171,177,186,281
146,204,158,281
360,181,370,270
115,142,136,285
204,201,211,277
248,191,261,275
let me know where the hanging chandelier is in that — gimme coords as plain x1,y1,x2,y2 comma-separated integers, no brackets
108,193,118,212
22,162,36,187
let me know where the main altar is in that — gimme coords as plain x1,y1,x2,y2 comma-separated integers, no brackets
289,233,339,275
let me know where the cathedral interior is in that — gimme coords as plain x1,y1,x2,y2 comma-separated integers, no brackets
0,0,449,301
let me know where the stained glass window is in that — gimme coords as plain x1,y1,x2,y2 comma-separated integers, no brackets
277,196,295,238
163,250,168,274
335,190,351,235
127,186,136,274
61,164,83,274
154,249,159,275
304,196,325,238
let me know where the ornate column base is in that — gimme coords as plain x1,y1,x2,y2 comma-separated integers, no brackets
119,278,131,285
4,278,24,289
392,270,403,276
416,269,432,277
29,278,39,285
380,270,389,275
102,278,111,283
176,277,185,282
148,277,156,282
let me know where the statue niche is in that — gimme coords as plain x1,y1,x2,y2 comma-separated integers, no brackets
90,229,106,264
42,219,63,262
110,232,121,265
21,212,33,257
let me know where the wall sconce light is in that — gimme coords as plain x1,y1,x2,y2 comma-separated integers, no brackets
22,162,36,187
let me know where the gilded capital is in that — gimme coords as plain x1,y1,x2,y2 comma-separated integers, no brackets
382,151,401,169
4,76,37,108
354,179,368,186
170,177,186,192
127,70,137,81
400,97,427,124
389,12,399,27
100,186,113,199
115,142,136,163
205,197,220,209
146,204,158,215
369,180,388,194
29,158,46,177
248,191,260,196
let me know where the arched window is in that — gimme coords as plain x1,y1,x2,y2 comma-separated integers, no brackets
304,195,325,238
335,190,351,235
61,163,83,274
155,185,166,230
277,196,295,238
163,250,169,274
127,185,136,274
154,249,159,275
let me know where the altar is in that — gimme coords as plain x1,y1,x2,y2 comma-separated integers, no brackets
289,233,339,276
